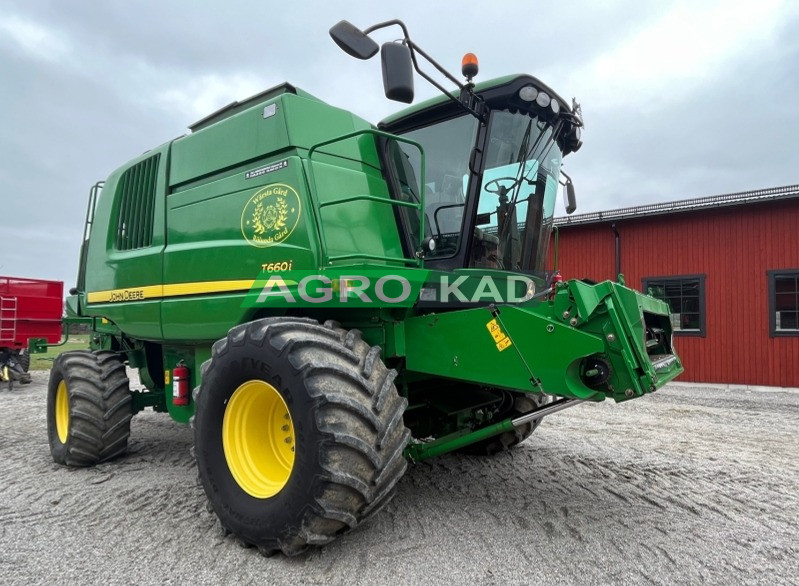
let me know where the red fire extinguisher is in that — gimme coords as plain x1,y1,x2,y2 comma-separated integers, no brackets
173,361,190,406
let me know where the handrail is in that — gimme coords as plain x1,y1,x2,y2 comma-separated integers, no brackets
318,194,422,209
307,128,425,267
77,181,104,292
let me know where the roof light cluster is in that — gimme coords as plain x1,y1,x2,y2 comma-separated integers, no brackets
518,84,561,119
515,84,584,153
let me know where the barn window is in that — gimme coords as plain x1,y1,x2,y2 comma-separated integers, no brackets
769,270,799,337
643,275,706,337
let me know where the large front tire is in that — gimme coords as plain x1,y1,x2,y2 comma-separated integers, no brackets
194,318,410,556
47,350,133,466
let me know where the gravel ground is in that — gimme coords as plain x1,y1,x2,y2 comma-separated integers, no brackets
1,371,797,585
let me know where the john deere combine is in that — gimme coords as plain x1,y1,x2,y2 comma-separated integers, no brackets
46,20,682,555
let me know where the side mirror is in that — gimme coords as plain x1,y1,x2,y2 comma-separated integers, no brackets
381,42,414,103
329,20,379,60
563,177,577,215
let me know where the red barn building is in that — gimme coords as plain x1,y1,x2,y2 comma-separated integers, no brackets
553,185,799,387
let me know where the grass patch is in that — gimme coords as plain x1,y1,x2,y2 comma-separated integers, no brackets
29,338,90,371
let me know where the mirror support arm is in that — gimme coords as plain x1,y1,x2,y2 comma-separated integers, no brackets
362,19,485,121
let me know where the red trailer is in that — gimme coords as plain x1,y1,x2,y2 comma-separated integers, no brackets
1,276,63,389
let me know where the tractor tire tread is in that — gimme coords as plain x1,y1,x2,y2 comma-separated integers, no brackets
17,349,31,373
48,350,132,467
194,317,409,556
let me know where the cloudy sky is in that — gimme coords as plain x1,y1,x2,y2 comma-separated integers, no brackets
2,0,798,287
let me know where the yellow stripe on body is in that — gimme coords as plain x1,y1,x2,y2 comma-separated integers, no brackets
86,280,255,304
162,280,255,297
86,285,163,303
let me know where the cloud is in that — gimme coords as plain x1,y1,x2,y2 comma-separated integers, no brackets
0,13,71,63
0,0,797,286
575,0,793,110
155,73,269,122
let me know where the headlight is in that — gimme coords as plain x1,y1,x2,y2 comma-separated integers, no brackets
518,85,538,102
535,91,551,109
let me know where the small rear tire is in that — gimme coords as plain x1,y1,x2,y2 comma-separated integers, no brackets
2,361,26,390
47,350,133,467
17,349,30,373
3,365,13,392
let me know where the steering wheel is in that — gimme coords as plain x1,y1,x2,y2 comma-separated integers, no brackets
483,177,519,196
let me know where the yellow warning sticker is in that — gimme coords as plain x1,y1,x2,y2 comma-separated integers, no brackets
496,337,512,351
486,318,513,352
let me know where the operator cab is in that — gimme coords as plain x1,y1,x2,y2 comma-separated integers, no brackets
379,75,582,274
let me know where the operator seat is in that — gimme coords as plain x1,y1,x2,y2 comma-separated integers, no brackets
426,174,465,236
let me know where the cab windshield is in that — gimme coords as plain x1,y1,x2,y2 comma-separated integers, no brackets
392,109,562,270
473,110,562,271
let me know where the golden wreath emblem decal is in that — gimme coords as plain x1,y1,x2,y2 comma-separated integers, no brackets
241,183,301,248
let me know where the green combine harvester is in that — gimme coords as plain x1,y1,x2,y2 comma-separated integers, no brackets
44,19,683,555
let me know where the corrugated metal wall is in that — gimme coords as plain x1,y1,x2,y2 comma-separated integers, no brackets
552,199,799,387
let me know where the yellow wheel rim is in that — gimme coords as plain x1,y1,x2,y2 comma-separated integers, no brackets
222,380,295,499
55,380,70,444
